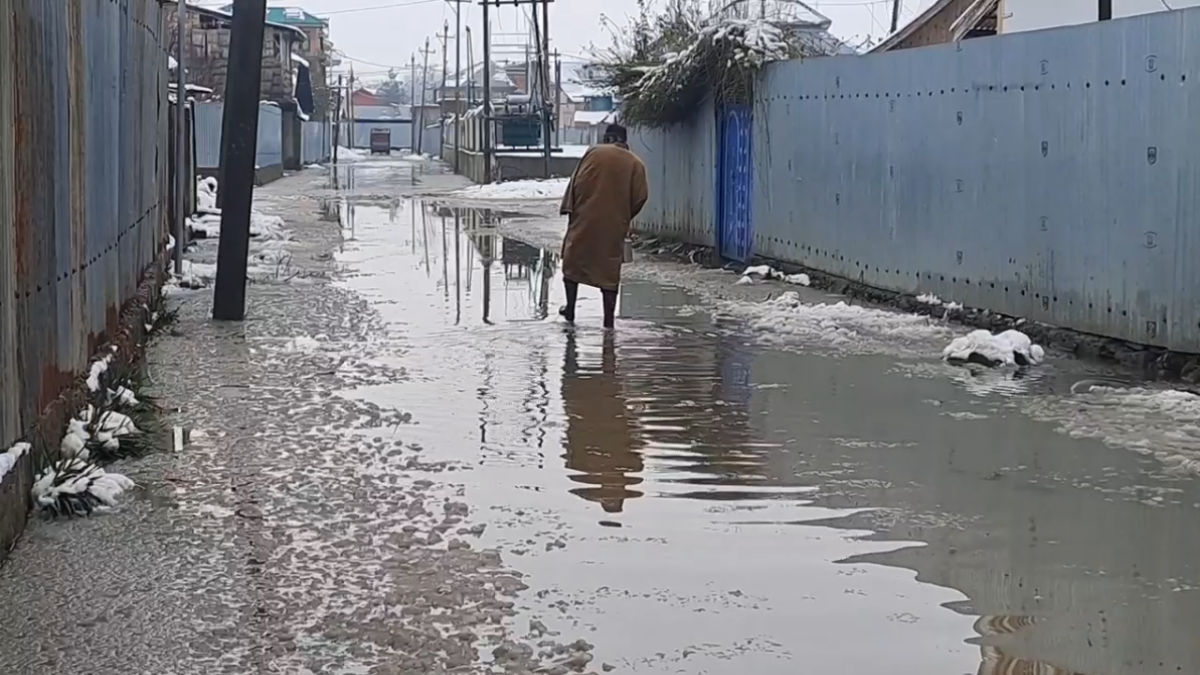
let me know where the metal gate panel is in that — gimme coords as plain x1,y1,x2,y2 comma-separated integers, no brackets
717,104,753,262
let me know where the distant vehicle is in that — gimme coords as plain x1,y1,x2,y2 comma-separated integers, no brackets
369,128,391,155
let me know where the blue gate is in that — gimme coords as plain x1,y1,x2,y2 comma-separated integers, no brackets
716,104,753,262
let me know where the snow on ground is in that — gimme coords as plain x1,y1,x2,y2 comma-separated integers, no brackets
0,441,30,483
718,290,954,355
916,293,963,311
449,178,569,201
189,209,287,239
336,146,370,161
942,328,1046,367
1023,385,1200,481
402,153,429,161
738,264,810,287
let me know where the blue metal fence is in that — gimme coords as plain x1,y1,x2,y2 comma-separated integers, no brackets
301,120,332,164
716,105,754,262
194,101,285,170
0,0,169,449
634,7,1200,351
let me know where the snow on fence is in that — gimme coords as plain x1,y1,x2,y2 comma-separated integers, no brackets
194,102,285,170
301,120,332,164
0,0,170,539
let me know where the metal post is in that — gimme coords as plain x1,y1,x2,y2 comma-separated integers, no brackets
482,0,493,184
174,0,187,275
889,0,901,32
212,0,268,321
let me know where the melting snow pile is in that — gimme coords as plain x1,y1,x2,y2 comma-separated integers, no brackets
451,178,569,201
916,293,963,312
0,441,31,483
197,176,219,213
942,329,1045,367
60,405,141,463
738,265,810,287
724,291,949,351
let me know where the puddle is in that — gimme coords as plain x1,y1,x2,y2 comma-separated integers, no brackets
320,195,1200,675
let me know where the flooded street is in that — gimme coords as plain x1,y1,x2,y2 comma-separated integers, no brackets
1,155,1199,675
325,158,1200,674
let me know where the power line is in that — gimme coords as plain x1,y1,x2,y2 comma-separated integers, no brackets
317,0,444,15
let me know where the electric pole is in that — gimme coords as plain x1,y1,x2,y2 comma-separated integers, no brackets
418,37,434,154
212,0,268,322
481,0,492,183
333,73,342,167
541,0,551,177
453,0,463,171
439,21,450,110
890,0,901,33
174,0,187,275
347,63,356,148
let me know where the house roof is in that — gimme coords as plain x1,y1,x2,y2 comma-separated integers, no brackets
219,5,328,27
176,2,306,39
869,0,956,52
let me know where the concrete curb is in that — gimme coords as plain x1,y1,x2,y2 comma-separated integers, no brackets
630,234,1200,382
0,258,164,565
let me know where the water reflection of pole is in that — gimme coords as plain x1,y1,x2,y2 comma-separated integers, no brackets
410,198,417,254
420,204,431,275
482,259,492,324
441,213,449,300
454,211,462,325
536,250,551,319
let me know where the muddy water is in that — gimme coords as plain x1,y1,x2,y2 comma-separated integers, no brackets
329,190,1200,674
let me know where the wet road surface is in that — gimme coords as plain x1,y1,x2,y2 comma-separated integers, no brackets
2,155,1200,674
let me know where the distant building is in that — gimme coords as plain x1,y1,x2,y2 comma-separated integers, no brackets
165,1,312,115
222,5,335,119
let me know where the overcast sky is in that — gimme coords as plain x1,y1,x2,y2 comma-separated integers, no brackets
195,0,939,84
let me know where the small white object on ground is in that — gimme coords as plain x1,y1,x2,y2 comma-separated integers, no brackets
942,328,1045,367
450,178,569,201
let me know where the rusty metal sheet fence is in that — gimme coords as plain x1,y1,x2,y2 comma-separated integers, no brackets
194,101,285,170
0,0,169,449
635,8,1200,351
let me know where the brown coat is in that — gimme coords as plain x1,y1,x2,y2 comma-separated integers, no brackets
558,143,649,291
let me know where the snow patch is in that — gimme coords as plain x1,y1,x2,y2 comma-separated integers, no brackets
450,178,569,201
32,458,135,514
942,329,1045,367
916,293,964,312
721,291,951,353
86,356,112,392
740,265,810,287
0,441,31,483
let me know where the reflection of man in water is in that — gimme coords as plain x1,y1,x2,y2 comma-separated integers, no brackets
560,330,644,512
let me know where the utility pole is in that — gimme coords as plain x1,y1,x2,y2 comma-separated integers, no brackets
439,21,450,109
890,0,901,33
453,0,462,172
541,0,551,177
174,0,187,275
212,0,268,321
481,0,492,183
554,52,561,149
347,64,356,148
418,37,434,155
333,73,342,165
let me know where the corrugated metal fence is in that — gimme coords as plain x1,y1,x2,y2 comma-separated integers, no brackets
194,101,284,170
0,0,169,447
633,8,1200,351
301,120,332,165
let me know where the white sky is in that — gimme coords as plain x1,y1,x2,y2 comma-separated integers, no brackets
194,0,941,84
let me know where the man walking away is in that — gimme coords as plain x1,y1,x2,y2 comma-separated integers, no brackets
558,123,649,329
